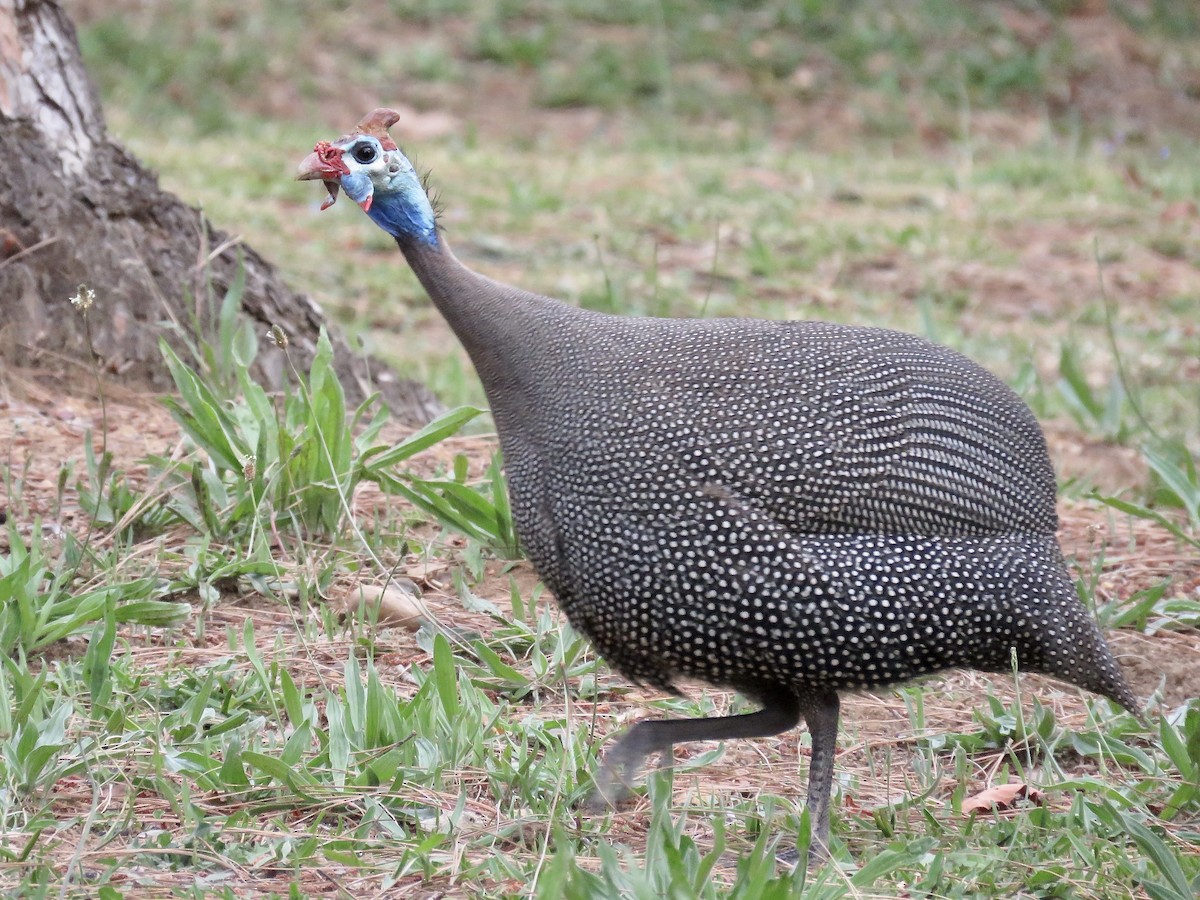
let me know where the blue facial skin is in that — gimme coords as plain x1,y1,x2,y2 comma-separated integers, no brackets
340,146,438,246
339,171,374,209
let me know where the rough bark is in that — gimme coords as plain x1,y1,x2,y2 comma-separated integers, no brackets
0,0,440,422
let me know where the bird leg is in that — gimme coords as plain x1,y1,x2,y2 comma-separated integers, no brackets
799,690,841,863
588,687,801,809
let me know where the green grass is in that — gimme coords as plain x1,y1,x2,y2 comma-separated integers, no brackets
78,0,1200,145
3,1,1198,895
80,0,1069,136
117,115,1200,442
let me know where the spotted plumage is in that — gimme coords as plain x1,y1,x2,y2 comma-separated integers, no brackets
298,110,1139,861
497,316,1130,707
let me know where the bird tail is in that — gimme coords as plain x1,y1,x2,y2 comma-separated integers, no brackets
1025,542,1141,718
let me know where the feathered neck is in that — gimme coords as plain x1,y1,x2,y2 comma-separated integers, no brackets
364,162,438,246
394,232,571,433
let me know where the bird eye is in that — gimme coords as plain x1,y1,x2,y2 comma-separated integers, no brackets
353,143,378,164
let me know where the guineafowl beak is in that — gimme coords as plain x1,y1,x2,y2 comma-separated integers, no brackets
297,141,377,212
297,146,344,211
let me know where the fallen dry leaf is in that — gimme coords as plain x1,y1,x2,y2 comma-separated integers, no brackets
961,782,1044,816
334,580,425,631
1160,200,1197,223
404,560,451,587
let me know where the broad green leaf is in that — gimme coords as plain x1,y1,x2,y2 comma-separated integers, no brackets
433,633,460,720
360,406,485,471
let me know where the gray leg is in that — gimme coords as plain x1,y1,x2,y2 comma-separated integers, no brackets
800,690,841,862
589,688,801,808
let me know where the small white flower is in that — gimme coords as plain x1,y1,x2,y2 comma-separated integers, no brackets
70,284,95,312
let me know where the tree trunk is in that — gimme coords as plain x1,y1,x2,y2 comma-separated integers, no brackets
0,0,440,422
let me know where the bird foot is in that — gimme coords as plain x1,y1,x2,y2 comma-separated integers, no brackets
585,752,652,812
775,838,830,869
584,771,632,812
585,732,675,812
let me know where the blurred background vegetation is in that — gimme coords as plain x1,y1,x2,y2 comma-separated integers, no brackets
63,0,1200,440
71,0,1200,144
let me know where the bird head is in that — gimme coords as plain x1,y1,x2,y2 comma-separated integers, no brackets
297,108,437,244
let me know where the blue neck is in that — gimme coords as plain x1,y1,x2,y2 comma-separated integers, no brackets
367,182,438,246
341,162,438,246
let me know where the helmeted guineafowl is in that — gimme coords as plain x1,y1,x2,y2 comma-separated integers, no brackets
298,109,1139,860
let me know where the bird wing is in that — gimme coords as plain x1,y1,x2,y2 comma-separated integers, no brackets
694,337,1057,537
555,318,1058,538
